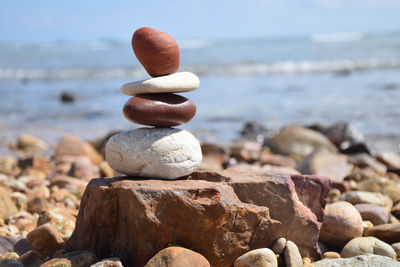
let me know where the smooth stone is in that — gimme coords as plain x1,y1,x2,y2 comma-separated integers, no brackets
348,153,387,175
364,223,400,244
234,248,277,267
357,177,400,202
123,93,196,127
297,149,352,182
121,72,199,96
284,241,303,267
322,251,341,259
105,128,202,179
391,242,400,257
132,27,179,77
354,204,389,225
265,126,337,158
26,224,65,257
144,246,210,267
319,201,363,248
272,237,286,254
341,237,395,259
314,254,400,267
40,250,98,267
340,191,393,211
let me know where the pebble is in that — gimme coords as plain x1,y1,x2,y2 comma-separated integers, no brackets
40,250,98,267
265,126,336,158
16,135,47,152
272,237,286,254
18,250,43,266
37,207,77,241
0,187,18,219
348,153,387,175
284,241,303,267
297,149,352,182
123,93,196,127
121,72,199,95
234,248,277,267
319,201,363,247
322,251,341,259
357,177,400,202
341,236,395,259
90,257,124,267
340,191,393,211
144,246,210,267
55,136,103,165
26,223,65,257
391,242,400,258
132,27,180,77
364,223,400,244
105,128,202,179
354,203,389,225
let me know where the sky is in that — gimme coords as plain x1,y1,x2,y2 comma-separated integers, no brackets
1,0,400,43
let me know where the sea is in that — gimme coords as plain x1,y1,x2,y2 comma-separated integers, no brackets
1,31,400,150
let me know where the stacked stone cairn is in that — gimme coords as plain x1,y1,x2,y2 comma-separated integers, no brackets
105,27,202,179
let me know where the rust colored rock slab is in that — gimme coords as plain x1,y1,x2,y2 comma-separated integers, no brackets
132,27,180,77
123,93,196,127
68,170,331,267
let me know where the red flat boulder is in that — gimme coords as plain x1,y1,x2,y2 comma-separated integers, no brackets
68,170,331,267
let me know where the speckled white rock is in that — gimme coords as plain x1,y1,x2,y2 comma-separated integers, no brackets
105,128,202,179
234,248,278,267
121,72,199,96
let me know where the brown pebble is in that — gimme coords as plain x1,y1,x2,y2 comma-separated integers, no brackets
322,251,341,259
123,93,196,127
26,224,65,257
132,27,180,77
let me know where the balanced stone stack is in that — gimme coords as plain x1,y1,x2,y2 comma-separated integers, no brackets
105,27,202,179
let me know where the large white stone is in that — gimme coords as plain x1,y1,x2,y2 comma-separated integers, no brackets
121,72,199,96
105,128,202,179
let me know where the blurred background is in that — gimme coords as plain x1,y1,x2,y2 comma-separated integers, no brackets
1,0,400,150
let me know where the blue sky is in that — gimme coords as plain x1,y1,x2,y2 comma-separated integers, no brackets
1,0,400,43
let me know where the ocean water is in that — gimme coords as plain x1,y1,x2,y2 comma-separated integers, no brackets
1,31,400,147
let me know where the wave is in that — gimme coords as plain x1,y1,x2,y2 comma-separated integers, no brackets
311,32,365,43
2,58,400,80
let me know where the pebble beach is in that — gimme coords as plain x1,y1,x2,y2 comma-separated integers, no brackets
1,27,400,267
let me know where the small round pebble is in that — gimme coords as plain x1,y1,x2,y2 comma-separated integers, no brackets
322,251,341,259
319,201,363,247
234,248,277,267
272,237,286,254
123,93,196,127
132,27,180,77
354,203,389,225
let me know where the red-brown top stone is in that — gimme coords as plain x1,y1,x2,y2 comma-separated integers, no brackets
132,27,180,77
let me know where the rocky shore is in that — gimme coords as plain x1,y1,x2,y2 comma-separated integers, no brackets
0,121,399,266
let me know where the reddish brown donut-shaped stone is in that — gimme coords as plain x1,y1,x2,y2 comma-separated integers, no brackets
123,93,196,127
132,27,180,77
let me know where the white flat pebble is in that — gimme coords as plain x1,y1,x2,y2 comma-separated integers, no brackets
105,128,202,179
121,72,199,95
